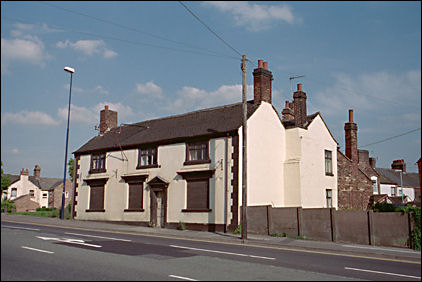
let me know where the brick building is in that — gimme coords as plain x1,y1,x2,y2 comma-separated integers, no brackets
337,110,379,210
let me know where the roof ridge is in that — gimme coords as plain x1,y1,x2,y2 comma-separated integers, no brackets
124,100,250,127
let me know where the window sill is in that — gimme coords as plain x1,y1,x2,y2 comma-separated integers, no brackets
124,209,145,212
325,173,334,177
182,209,212,213
85,209,105,213
89,169,106,174
136,164,160,169
183,160,211,166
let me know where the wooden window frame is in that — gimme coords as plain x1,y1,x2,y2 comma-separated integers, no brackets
184,140,211,166
137,147,159,169
177,170,214,212
84,178,108,212
122,175,148,212
89,152,106,174
325,150,333,176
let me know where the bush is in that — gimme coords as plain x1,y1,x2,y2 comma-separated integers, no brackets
1,199,16,213
396,205,421,251
177,221,186,230
372,202,396,212
233,224,241,234
36,207,57,212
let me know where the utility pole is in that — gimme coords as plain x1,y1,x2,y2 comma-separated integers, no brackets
241,55,248,240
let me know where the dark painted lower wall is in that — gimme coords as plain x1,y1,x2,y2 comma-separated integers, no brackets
246,205,413,248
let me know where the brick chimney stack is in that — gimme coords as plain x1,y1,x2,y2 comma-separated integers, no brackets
345,109,358,164
391,159,406,172
34,165,41,179
293,83,307,128
282,100,295,121
99,105,117,134
369,157,376,169
253,59,273,104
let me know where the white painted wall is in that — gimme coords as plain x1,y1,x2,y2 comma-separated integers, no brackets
75,136,233,225
239,102,285,208
380,184,415,201
283,115,338,208
7,175,41,206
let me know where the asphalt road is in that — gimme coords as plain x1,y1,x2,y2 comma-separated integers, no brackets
1,221,421,281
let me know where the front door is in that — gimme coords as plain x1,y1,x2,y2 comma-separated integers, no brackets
150,189,166,228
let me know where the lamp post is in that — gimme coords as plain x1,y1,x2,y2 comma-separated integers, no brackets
61,66,74,220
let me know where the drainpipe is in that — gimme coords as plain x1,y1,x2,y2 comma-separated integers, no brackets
224,133,229,233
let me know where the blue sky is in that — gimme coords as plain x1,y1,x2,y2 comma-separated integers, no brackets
1,1,421,177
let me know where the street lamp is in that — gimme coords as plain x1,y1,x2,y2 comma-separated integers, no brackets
61,66,74,220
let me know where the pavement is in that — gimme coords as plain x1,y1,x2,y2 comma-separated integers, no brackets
2,213,421,263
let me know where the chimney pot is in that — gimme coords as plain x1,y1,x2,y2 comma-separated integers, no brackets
297,83,302,91
349,109,354,123
263,62,268,70
285,100,290,108
258,60,263,68
105,105,109,110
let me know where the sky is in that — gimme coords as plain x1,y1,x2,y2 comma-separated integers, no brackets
1,1,421,178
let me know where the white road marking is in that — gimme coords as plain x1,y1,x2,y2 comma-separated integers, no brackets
2,225,40,231
170,245,275,260
345,267,421,279
64,232,131,242
169,275,198,281
36,236,102,248
21,246,54,254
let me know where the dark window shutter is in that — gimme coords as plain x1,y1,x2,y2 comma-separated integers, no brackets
187,179,208,209
128,183,143,209
90,185,104,210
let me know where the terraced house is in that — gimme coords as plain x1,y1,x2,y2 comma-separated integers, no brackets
72,60,338,232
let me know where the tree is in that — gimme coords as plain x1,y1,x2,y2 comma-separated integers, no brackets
68,158,74,181
1,161,11,195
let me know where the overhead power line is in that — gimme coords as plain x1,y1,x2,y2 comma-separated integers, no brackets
36,1,237,60
178,1,248,62
360,128,421,148
2,17,239,61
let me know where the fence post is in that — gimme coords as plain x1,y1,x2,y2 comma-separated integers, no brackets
330,208,336,242
11,206,16,213
297,207,303,237
3,205,7,213
367,210,375,245
408,212,414,249
266,205,271,236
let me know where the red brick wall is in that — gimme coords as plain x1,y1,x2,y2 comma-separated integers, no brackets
337,150,373,210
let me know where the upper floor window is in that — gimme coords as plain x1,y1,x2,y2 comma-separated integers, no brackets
325,150,333,176
185,140,210,165
371,177,378,194
137,147,158,168
90,153,106,173
30,190,35,198
42,193,48,199
11,188,17,198
391,187,396,197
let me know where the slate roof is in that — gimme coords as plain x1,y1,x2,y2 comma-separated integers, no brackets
281,112,320,129
375,168,420,188
1,174,63,191
74,100,261,155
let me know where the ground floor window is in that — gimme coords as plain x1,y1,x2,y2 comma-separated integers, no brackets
122,175,147,212
178,170,214,212
85,178,108,212
326,189,332,208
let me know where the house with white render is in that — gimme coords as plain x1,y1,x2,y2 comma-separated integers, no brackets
72,60,338,232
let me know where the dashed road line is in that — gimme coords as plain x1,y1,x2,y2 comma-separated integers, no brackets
345,267,421,279
170,244,275,260
2,225,40,231
169,275,198,281
21,246,54,254
64,232,131,242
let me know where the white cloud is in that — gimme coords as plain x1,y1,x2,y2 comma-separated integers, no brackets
136,81,163,98
1,36,51,68
56,39,117,58
202,1,298,32
10,22,60,37
2,111,59,126
95,85,109,94
11,148,19,154
163,84,253,114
